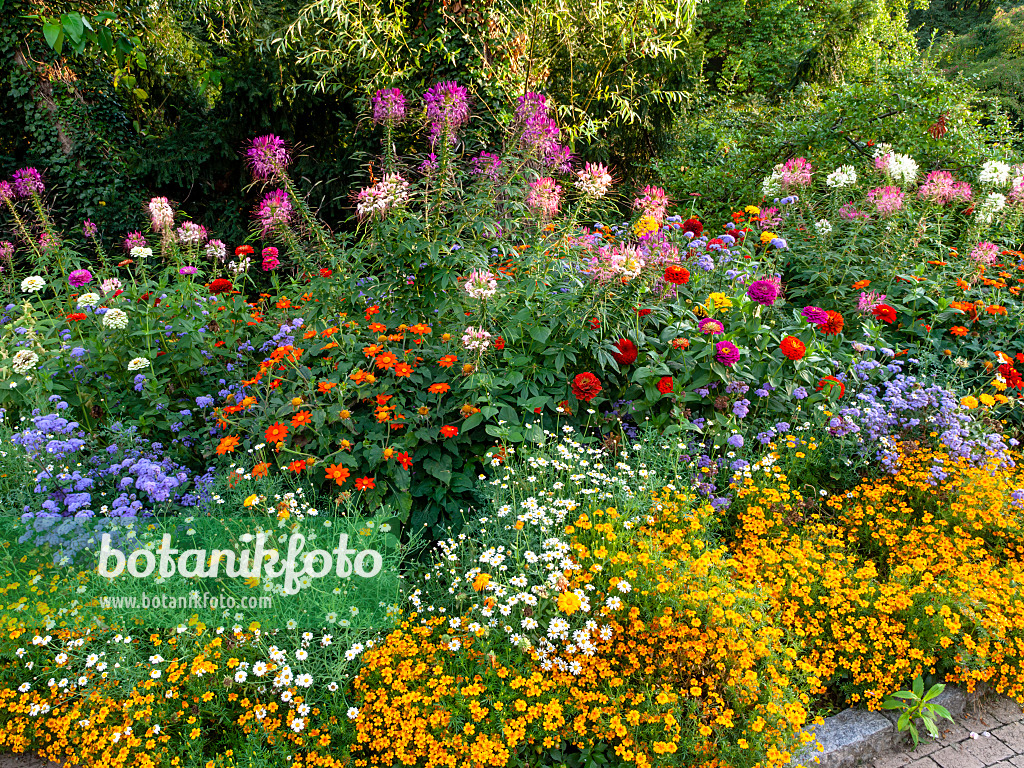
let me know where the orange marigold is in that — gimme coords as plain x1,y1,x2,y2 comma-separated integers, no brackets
216,435,240,455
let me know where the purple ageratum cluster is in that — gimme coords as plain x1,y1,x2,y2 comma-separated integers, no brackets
371,87,406,124
246,134,291,180
747,279,778,306
831,364,1017,474
257,188,293,235
12,167,44,198
423,81,470,146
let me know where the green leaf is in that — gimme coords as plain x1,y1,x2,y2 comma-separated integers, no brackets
897,711,911,732
42,22,62,51
61,13,85,42
132,88,148,101
912,676,925,698
929,704,953,722
462,412,484,431
880,700,904,710
923,683,945,702
530,326,551,343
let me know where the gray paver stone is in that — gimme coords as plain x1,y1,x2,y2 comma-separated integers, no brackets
874,754,912,768
984,700,1024,726
931,746,986,768
1009,756,1024,768
958,736,1016,766
794,708,896,768
992,723,1024,753
938,723,974,746
906,758,942,768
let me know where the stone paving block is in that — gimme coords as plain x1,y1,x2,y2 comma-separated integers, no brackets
958,736,1016,765
794,708,896,768
914,741,945,756
984,700,1024,727
938,723,974,746
988,762,1016,768
931,745,986,768
1008,756,1024,768
905,758,941,768
992,723,1024,753
874,754,911,768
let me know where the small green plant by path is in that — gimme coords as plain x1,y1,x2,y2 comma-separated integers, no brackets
882,676,955,747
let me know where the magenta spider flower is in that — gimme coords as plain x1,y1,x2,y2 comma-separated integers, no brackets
423,81,470,145
82,220,98,239
918,170,972,205
867,185,905,216
0,181,13,202
256,189,293,235
12,168,44,198
526,177,562,218
372,88,406,124
246,134,291,180
124,231,148,251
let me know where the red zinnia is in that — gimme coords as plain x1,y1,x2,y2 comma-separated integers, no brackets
872,304,897,324
440,425,459,438
66,313,87,322
571,372,602,402
612,338,638,366
657,376,674,395
821,310,844,335
681,218,703,237
319,268,333,278
493,336,506,351
663,265,690,285
780,336,806,361
816,375,845,398
209,278,233,294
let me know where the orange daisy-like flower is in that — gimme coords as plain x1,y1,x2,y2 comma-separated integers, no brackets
394,362,413,378
375,351,399,370
950,326,969,337
265,422,289,444
852,280,871,289
303,330,317,339
428,383,451,394
318,381,337,393
276,298,292,309
288,459,306,473
368,322,387,333
251,462,270,479
438,355,458,368
362,344,383,358
440,425,459,438
987,305,1007,316
355,477,376,491
216,435,240,455
291,411,313,427
394,451,413,470
409,323,431,335
325,464,350,486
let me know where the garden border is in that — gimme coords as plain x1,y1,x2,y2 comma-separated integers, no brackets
794,686,973,768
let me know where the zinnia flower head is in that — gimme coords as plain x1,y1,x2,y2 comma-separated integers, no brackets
257,189,292,235
802,306,829,325
68,269,93,288
261,247,280,271
423,81,470,145
698,317,724,335
246,134,291,180
12,168,44,197
571,372,602,402
714,340,740,367
747,279,778,306
611,338,638,365
371,88,406,124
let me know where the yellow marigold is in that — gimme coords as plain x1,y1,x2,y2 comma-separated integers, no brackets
472,572,491,592
760,231,777,245
979,393,995,407
960,395,979,409
707,292,733,313
745,205,761,215
633,215,659,238
556,591,582,615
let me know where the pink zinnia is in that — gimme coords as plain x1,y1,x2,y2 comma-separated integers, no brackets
261,246,280,271
714,341,741,367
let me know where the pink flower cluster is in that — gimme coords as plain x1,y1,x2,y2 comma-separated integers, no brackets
777,157,813,191
867,185,904,216
918,170,972,205
527,177,562,218
969,241,1000,265
632,185,669,223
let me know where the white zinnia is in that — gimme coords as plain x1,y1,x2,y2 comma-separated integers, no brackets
102,308,129,330
826,166,858,188
12,350,39,374
130,246,153,260
21,276,45,293
127,357,150,371
77,292,100,307
101,278,122,293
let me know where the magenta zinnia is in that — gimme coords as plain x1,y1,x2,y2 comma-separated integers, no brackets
714,341,740,367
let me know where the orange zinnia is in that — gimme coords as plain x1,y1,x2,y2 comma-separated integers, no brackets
251,462,270,479
291,411,313,427
394,362,413,378
852,280,870,289
438,355,458,368
216,435,240,455
375,351,399,370
325,464,350,485
355,477,376,491
428,383,451,394
950,326,969,337
265,422,289,443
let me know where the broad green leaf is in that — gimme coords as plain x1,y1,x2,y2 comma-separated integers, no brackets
42,22,62,50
